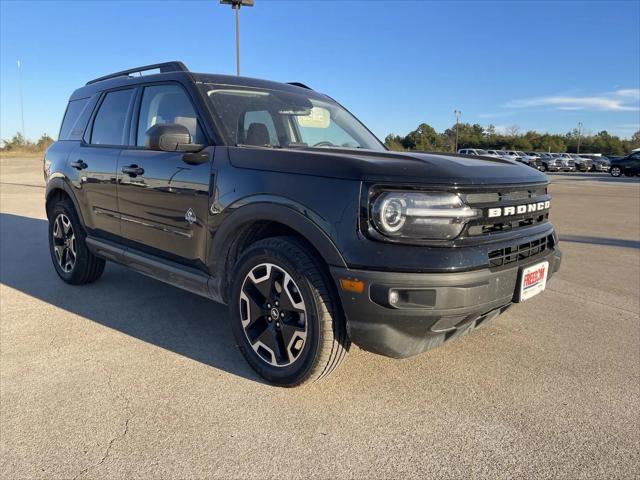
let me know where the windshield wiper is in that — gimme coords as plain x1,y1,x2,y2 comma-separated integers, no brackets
236,143,283,149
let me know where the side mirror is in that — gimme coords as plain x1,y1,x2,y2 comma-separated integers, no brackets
145,123,203,153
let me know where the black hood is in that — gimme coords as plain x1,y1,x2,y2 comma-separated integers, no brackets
228,147,549,186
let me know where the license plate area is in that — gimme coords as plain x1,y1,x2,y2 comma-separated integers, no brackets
517,260,549,302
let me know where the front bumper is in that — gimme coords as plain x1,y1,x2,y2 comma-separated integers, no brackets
331,247,561,359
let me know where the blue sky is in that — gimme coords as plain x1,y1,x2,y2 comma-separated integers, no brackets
1,0,639,142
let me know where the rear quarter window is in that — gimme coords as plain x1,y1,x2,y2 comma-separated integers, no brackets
59,98,90,140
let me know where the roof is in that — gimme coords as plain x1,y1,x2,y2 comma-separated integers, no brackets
69,61,318,101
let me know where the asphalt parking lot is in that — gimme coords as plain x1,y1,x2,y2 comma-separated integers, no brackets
1,156,638,479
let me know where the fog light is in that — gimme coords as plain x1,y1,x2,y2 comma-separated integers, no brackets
389,289,400,305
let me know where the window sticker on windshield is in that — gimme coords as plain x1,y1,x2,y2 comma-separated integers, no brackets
296,107,330,128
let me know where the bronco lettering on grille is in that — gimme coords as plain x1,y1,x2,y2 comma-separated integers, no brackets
487,200,551,218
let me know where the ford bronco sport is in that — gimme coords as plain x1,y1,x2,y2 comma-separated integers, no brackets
44,62,561,386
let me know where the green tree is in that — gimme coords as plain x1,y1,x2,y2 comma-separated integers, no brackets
402,123,442,151
36,134,54,151
3,132,28,151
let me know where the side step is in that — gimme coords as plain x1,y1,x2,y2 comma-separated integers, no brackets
85,237,223,303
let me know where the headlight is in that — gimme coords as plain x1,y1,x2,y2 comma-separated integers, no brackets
371,191,481,240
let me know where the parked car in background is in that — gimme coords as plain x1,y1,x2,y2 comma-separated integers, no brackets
578,154,610,172
495,150,521,162
536,153,563,172
486,149,504,158
610,152,640,177
515,151,542,170
554,153,576,172
457,148,500,158
570,154,593,172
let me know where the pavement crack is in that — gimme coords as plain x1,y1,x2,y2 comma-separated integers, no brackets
72,367,134,480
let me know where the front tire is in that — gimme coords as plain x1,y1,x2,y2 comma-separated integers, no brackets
48,199,105,284
229,236,349,386
610,166,622,177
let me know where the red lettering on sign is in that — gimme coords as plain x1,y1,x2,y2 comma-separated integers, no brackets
524,266,546,288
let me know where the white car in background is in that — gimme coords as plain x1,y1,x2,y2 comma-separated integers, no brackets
457,148,501,158
515,151,542,169
485,149,502,157
487,150,521,162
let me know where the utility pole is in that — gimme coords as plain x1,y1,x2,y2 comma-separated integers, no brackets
453,109,461,152
577,122,583,154
17,60,25,139
220,0,254,76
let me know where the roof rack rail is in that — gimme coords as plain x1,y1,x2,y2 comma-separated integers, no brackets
287,82,313,90
86,61,189,85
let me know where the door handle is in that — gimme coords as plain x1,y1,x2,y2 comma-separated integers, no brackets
122,164,145,176
70,160,87,170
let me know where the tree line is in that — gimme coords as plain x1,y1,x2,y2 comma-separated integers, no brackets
2,125,639,156
1,132,54,153
384,123,640,155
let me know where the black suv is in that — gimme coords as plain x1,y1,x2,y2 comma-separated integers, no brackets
44,62,562,386
610,152,640,177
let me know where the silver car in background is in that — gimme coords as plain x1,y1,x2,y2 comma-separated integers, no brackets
516,151,542,169
553,153,576,171
570,154,593,172
536,153,563,171
579,154,610,172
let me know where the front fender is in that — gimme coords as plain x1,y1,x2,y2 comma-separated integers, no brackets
207,198,347,301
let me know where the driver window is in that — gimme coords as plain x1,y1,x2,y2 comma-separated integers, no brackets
137,84,204,147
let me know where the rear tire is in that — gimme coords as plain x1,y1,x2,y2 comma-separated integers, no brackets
229,236,349,387
48,199,105,285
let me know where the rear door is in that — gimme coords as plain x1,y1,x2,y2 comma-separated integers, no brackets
117,82,212,267
68,87,136,239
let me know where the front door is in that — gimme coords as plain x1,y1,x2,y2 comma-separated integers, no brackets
117,83,212,267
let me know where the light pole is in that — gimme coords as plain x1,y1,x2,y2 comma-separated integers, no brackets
220,0,254,76
577,122,583,154
453,109,461,152
17,60,25,139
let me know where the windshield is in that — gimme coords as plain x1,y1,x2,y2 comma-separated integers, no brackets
201,85,384,151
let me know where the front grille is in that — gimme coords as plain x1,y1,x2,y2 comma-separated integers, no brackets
488,234,554,268
462,186,550,236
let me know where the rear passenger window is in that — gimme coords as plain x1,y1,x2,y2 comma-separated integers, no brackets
136,84,204,147
91,89,135,145
59,98,89,140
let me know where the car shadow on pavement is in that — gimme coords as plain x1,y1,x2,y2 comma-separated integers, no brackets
0,212,266,384
559,234,640,250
